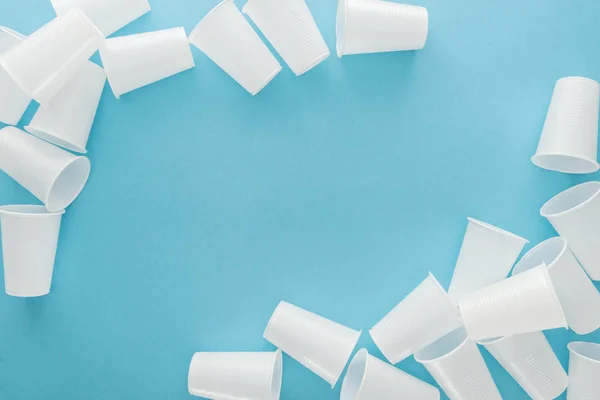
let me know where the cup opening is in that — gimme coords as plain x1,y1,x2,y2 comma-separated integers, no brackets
335,0,348,58
414,327,469,363
531,154,600,174
271,350,283,400
340,349,368,400
568,342,600,363
0,205,64,216
46,156,91,212
541,181,600,218
512,237,565,275
25,125,87,154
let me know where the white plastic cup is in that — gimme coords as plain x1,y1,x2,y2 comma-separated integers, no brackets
459,264,567,341
188,350,283,400
0,27,31,125
100,27,195,99
242,0,330,76
567,341,600,400
415,327,502,400
189,0,282,95
25,62,106,154
541,181,600,280
340,349,440,400
263,301,361,387
0,205,64,297
512,237,600,335
369,273,463,364
481,332,568,400
448,217,528,303
532,77,600,174
0,127,91,212
0,9,104,105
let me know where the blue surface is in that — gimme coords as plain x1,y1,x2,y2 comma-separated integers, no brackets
1,0,600,398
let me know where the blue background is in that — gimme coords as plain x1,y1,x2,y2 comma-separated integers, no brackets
1,0,600,398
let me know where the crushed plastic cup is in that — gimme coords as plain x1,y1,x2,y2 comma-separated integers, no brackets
336,0,428,58
567,341,600,400
541,181,600,280
532,77,600,174
242,0,330,76
0,127,91,212
263,301,361,387
448,217,528,303
415,327,502,400
369,273,463,364
512,237,600,335
0,205,64,297
188,350,283,400
189,0,282,95
340,348,440,400
0,27,31,125
100,27,195,99
459,263,567,341
0,9,104,105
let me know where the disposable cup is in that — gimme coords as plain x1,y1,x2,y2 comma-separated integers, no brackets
336,0,428,58
448,217,528,303
189,0,282,95
512,237,600,335
340,348,440,400
541,181,600,280
369,273,463,364
100,27,195,99
532,77,600,174
242,0,330,76
0,127,90,212
481,332,568,400
263,301,361,387
0,27,31,125
567,341,600,400
0,205,64,297
188,350,282,400
0,9,104,105
415,327,502,400
459,264,567,341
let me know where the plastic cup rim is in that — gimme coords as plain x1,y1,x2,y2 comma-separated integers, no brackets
44,155,91,212
540,181,600,219
0,204,65,217
330,328,362,388
340,348,370,400
414,327,470,364
189,0,234,42
467,217,529,244
568,341,600,364
336,0,350,58
25,125,87,154
531,153,600,174
0,26,26,41
512,237,566,275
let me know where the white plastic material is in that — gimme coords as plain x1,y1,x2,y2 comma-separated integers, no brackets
188,350,283,400
100,27,195,99
0,9,103,105
369,273,463,364
0,127,90,212
567,341,600,400
263,301,361,387
25,62,106,154
512,237,600,335
189,0,282,95
242,0,330,76
459,264,567,341
448,217,528,303
336,0,428,58
50,0,151,37
481,332,568,400
0,205,64,297
532,77,600,174
415,327,502,400
541,181,600,280
0,27,31,125
340,349,440,400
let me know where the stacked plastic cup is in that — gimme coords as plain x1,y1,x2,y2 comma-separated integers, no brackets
189,0,282,95
242,0,330,76
0,27,31,125
532,77,600,174
567,341,600,400
541,181,600,280
263,301,361,387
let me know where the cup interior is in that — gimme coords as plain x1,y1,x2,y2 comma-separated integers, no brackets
541,181,600,217
512,237,565,275
271,350,283,400
569,342,600,363
414,327,468,363
340,349,367,400
46,156,91,211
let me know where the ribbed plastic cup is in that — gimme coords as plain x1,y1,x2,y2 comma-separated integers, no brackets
448,217,528,303
541,181,600,280
512,237,600,335
532,77,600,174
25,62,106,154
100,27,195,99
50,0,151,37
369,273,463,364
0,127,91,212
340,349,440,400
567,341,600,400
0,27,31,125
242,0,330,76
0,9,104,105
189,0,282,95
263,301,361,387
336,0,428,57
459,264,567,341
415,327,502,400
0,205,64,297
480,332,568,400
188,350,283,400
